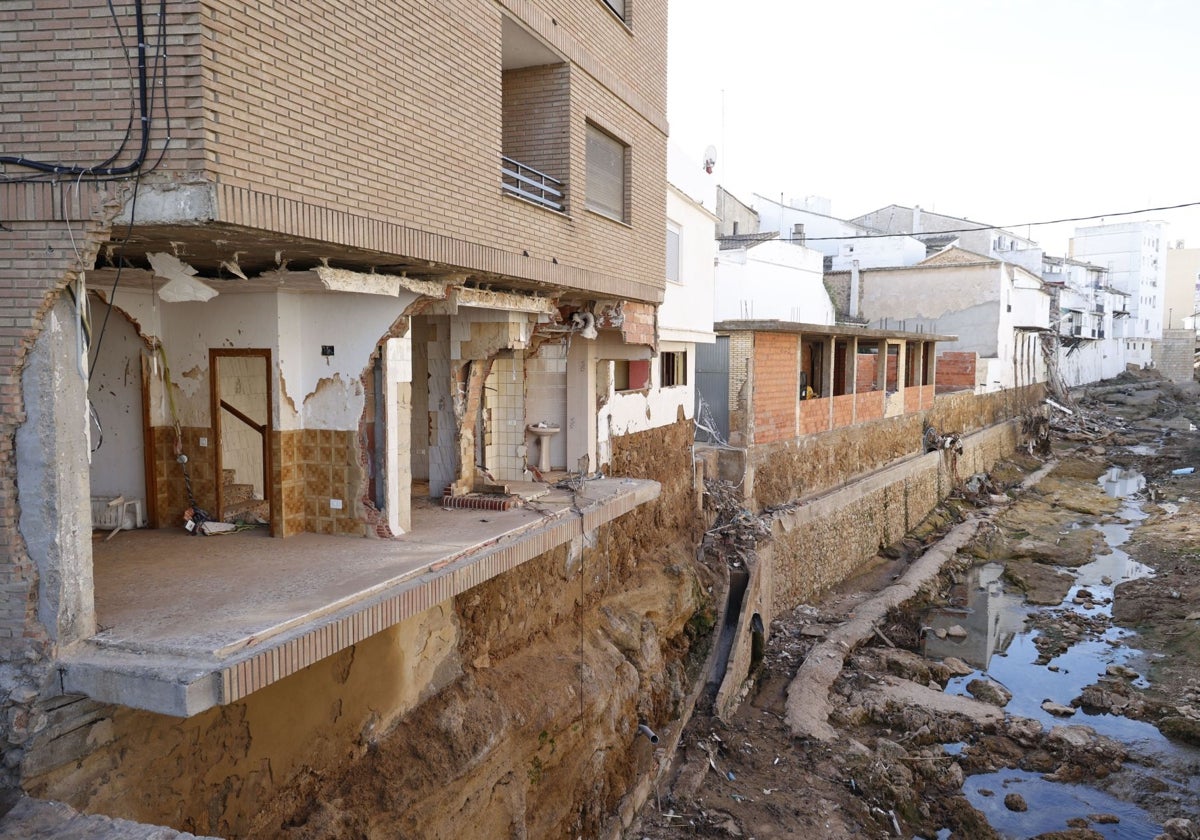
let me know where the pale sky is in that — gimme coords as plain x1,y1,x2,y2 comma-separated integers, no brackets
668,0,1200,254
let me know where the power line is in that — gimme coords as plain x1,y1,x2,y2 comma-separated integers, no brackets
799,200,1200,242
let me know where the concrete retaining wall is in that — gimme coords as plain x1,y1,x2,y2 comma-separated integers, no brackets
714,418,1021,720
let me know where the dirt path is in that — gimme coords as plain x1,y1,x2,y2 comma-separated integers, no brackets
629,371,1200,840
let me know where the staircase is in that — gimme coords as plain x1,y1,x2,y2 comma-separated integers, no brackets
222,469,269,524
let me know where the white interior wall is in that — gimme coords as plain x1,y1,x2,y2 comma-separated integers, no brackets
86,293,146,501
382,335,412,533
525,343,568,471
217,355,267,498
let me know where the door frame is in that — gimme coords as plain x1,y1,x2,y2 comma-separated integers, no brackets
209,348,274,535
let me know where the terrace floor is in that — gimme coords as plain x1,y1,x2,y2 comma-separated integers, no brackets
59,476,659,717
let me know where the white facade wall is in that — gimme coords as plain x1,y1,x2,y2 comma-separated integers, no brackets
662,183,717,344
714,241,832,324
752,194,926,268
1072,221,1168,341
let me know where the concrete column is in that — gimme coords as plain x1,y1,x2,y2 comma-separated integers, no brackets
565,339,597,474
384,335,412,534
16,296,95,644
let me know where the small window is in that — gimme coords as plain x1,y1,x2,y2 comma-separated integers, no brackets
586,123,627,222
660,351,686,387
601,0,626,20
666,223,681,283
614,359,650,392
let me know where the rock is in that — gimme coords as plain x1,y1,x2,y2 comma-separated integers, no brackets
935,628,948,639
1043,700,1077,717
1105,664,1139,680
800,625,826,638
1185,612,1200,621
941,656,975,677
1005,716,1044,746
1048,725,1094,749
967,678,1013,707
1004,792,1028,812
1162,818,1199,840
1101,576,1113,585
946,624,968,639
1089,814,1120,824
1076,588,1095,600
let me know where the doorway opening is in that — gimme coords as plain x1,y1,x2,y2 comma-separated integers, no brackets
209,349,273,534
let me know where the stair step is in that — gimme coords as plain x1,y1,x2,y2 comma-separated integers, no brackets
223,483,255,505
222,498,269,524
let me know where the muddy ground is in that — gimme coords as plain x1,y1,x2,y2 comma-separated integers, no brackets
629,371,1200,840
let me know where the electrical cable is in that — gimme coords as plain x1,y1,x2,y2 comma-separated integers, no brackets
0,0,149,178
800,200,1200,242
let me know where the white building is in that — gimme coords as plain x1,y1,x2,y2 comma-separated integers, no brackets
1041,255,1129,386
591,145,718,466
829,247,1051,392
1070,220,1167,368
851,204,1043,274
752,194,927,270
714,235,833,324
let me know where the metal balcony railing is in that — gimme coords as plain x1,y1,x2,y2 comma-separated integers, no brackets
501,156,564,212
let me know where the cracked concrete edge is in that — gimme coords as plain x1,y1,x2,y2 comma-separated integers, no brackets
783,458,1060,741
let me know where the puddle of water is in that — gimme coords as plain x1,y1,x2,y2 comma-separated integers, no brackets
921,475,1200,830
1127,444,1156,456
963,769,1161,839
1102,467,1146,498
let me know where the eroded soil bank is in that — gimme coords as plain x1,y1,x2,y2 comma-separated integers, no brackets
630,371,1200,840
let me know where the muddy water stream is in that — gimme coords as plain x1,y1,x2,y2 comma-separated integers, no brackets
923,469,1200,839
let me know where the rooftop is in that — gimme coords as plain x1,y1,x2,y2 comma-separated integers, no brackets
60,477,658,717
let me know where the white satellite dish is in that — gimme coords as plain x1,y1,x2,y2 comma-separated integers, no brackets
703,145,717,174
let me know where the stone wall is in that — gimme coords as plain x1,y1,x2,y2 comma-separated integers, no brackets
1154,329,1195,384
763,420,1018,613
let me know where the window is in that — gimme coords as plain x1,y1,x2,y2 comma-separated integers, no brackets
586,123,627,222
666,223,681,283
601,0,626,20
661,351,686,387
614,359,650,392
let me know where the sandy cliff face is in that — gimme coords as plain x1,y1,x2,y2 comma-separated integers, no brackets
23,418,711,840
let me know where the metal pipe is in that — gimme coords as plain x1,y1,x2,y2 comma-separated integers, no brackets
637,723,659,744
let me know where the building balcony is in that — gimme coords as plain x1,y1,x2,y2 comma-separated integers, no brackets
59,477,658,717
501,156,565,212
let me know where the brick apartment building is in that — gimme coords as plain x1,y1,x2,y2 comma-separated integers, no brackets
1,1,681,832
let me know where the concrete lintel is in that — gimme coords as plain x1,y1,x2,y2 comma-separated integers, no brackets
316,266,450,298
113,182,215,225
450,287,558,315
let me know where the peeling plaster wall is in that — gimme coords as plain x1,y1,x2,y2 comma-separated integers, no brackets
859,264,1001,357
278,292,417,432
597,341,694,470
86,295,146,502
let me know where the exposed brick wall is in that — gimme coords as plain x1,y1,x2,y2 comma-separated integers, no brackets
749,384,1044,511
936,351,978,392
855,352,878,393
752,333,797,444
2,1,669,301
503,63,571,200
798,399,829,435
